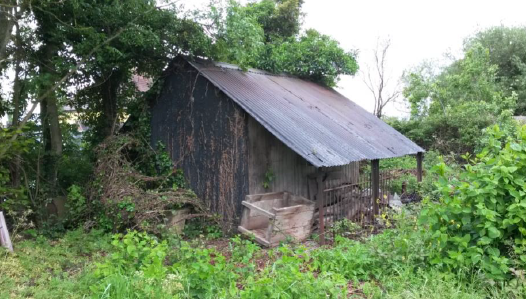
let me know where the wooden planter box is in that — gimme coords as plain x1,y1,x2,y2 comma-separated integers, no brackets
238,191,315,247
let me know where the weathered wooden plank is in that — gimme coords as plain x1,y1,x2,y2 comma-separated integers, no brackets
241,201,275,219
272,204,314,216
316,170,325,245
0,211,13,252
239,204,251,228
416,152,423,182
371,159,380,219
238,226,271,247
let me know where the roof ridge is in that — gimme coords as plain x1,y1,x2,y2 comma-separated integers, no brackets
189,57,295,79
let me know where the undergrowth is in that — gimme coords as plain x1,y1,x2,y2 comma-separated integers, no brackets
2,209,524,299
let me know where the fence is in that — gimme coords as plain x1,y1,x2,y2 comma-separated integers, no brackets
317,154,423,244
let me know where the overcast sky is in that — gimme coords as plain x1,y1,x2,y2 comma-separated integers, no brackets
184,0,526,117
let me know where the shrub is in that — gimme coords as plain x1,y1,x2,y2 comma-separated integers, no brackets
420,125,526,279
94,231,169,279
90,135,203,233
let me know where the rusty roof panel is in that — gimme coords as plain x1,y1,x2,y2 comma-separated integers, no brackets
188,59,424,167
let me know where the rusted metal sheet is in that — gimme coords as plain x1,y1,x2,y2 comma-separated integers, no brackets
188,59,424,167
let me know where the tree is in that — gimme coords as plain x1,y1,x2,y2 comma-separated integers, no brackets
363,38,400,118
396,44,516,154
207,0,358,87
0,0,19,70
465,26,526,115
244,0,304,42
63,0,208,140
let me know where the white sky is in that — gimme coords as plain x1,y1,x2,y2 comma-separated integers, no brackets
183,0,526,117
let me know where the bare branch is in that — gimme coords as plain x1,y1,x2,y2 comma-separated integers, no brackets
362,37,401,118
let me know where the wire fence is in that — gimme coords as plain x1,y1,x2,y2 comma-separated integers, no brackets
318,161,417,243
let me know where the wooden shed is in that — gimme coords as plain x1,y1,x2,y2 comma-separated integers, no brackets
150,57,424,228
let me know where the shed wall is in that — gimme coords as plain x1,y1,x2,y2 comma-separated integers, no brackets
247,117,359,200
151,60,249,225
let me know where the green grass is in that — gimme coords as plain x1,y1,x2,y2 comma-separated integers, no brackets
0,223,524,299
0,229,111,299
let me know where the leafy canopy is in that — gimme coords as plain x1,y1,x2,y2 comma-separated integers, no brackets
465,26,526,115
394,44,516,154
207,0,358,87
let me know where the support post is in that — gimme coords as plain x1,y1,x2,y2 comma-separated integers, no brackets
371,159,380,220
0,211,13,252
416,152,423,183
316,169,325,245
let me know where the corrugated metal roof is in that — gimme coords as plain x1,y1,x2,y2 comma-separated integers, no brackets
188,59,424,167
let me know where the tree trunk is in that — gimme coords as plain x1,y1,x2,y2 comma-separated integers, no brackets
0,0,16,69
9,21,22,187
39,42,62,190
100,69,124,138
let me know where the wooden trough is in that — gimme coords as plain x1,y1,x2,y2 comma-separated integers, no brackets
238,191,315,247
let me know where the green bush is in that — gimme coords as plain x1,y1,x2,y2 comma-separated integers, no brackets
420,125,526,279
94,231,169,279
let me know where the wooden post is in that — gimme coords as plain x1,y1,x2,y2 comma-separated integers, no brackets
371,159,380,220
316,169,325,245
0,211,13,252
416,152,423,182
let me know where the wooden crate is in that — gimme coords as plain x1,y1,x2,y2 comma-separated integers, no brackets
238,191,315,247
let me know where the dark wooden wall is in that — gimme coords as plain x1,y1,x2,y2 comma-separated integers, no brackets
151,59,249,225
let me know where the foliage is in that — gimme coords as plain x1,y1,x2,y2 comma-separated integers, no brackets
3,214,526,298
399,44,516,154
244,0,304,42
206,0,357,86
262,168,275,189
465,26,526,115
0,127,32,223
257,29,358,87
182,217,223,239
243,245,348,298
94,231,168,279
420,124,526,279
209,0,265,69
312,209,431,280
64,184,87,227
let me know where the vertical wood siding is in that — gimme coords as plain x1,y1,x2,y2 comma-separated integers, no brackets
247,117,359,200
151,60,249,225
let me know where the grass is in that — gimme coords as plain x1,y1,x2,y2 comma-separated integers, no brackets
0,229,111,299
0,219,524,299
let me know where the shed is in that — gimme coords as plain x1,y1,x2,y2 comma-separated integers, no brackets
150,57,424,231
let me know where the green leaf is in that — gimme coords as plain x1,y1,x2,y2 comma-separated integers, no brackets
488,227,501,239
